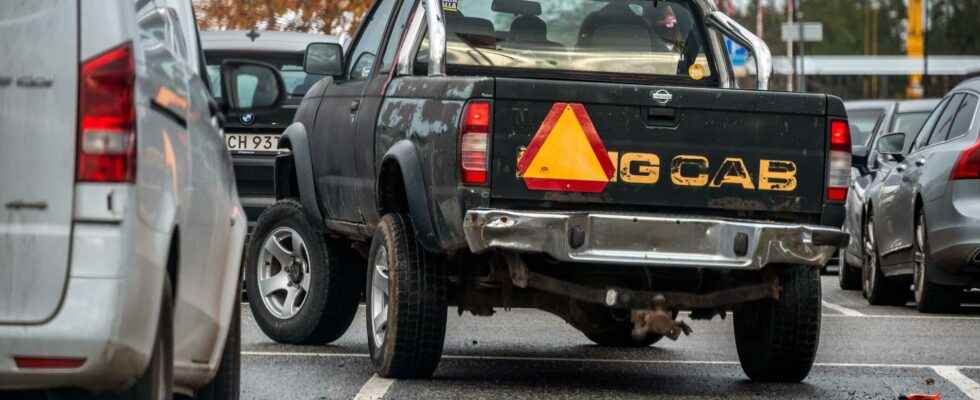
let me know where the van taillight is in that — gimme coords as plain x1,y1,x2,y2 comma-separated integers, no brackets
460,100,491,186
827,119,852,202
951,139,980,180
77,42,136,183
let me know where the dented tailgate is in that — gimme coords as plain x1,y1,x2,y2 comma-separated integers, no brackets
491,78,829,215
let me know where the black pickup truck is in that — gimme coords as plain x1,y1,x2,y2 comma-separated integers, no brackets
244,0,850,383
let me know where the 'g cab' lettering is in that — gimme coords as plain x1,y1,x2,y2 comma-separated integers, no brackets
517,149,799,192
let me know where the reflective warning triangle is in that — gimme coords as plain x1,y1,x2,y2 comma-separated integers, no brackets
517,103,615,193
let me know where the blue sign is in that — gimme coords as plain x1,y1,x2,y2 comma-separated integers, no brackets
725,37,749,68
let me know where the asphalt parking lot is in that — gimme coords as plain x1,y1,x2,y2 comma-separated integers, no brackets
241,275,980,400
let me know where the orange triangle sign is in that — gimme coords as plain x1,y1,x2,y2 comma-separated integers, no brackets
517,103,615,193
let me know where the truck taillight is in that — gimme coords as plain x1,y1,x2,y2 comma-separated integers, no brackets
951,139,980,180
460,100,491,186
77,42,136,183
827,119,851,202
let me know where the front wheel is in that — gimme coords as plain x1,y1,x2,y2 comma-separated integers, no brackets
838,254,862,291
734,266,820,383
246,199,362,345
914,212,961,313
366,213,448,379
862,216,908,305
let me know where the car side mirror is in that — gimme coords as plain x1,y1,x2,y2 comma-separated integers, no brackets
305,42,344,77
220,60,286,112
876,132,907,162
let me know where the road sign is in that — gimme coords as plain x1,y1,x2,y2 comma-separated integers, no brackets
725,37,749,68
781,22,823,42
518,103,614,193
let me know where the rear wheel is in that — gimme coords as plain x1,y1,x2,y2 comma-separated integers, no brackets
862,216,907,306
116,277,174,399
914,212,961,313
196,296,241,400
734,266,820,383
366,213,448,379
246,199,362,345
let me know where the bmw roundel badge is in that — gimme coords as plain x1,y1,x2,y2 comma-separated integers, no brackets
241,113,255,126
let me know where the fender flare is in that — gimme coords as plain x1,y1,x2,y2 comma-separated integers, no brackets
380,140,441,252
278,123,326,226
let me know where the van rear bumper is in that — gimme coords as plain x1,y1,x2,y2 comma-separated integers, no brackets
463,209,847,270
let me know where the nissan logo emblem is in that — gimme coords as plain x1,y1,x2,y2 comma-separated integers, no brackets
652,89,673,105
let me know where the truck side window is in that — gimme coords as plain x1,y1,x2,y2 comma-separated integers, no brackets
378,0,417,75
348,0,397,81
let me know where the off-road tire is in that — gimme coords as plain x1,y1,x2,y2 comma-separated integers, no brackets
246,199,362,345
196,294,241,400
568,301,665,347
863,215,908,306
366,213,448,379
734,266,820,383
914,212,961,314
838,255,862,291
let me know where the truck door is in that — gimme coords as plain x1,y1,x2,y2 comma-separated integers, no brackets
0,0,78,324
353,0,416,225
311,0,396,222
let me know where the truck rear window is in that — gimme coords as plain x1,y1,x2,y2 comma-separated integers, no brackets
421,0,715,82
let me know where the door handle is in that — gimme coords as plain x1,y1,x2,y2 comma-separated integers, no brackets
350,100,360,113
915,158,926,167
646,107,677,128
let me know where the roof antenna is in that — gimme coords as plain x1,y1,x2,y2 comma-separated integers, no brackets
246,29,261,42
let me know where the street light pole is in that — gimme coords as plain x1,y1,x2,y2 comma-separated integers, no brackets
923,0,929,97
797,0,805,92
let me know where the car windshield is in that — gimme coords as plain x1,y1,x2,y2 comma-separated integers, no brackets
206,52,325,98
892,111,931,138
846,108,885,146
420,0,714,82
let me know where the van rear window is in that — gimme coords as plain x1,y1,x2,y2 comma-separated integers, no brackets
419,0,714,82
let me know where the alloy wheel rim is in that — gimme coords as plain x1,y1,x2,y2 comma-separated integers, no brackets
914,216,927,303
864,219,877,297
257,227,311,319
370,246,390,347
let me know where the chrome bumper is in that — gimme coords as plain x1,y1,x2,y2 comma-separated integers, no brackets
463,210,848,270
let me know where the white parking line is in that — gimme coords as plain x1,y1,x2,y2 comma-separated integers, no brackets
822,300,866,317
933,366,980,400
241,351,980,370
353,374,395,400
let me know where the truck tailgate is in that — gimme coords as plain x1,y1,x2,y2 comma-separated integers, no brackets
491,78,829,215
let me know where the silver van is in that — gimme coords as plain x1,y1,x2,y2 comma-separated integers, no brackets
1,1,285,398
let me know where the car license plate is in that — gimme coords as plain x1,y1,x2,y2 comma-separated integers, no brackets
226,134,279,153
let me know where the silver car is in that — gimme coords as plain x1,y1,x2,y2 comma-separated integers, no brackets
839,99,939,290
863,78,980,313
1,0,283,398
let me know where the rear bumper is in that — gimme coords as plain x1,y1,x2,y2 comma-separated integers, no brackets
0,277,148,392
463,209,847,270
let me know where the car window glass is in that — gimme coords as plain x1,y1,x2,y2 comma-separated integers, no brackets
416,0,715,84
846,109,885,146
206,53,326,99
349,0,398,81
948,94,979,141
379,0,416,74
928,94,964,146
891,112,931,149
913,97,951,152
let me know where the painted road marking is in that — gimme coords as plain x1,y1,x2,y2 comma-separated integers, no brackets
353,374,396,400
822,300,866,316
933,366,980,400
242,351,980,370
